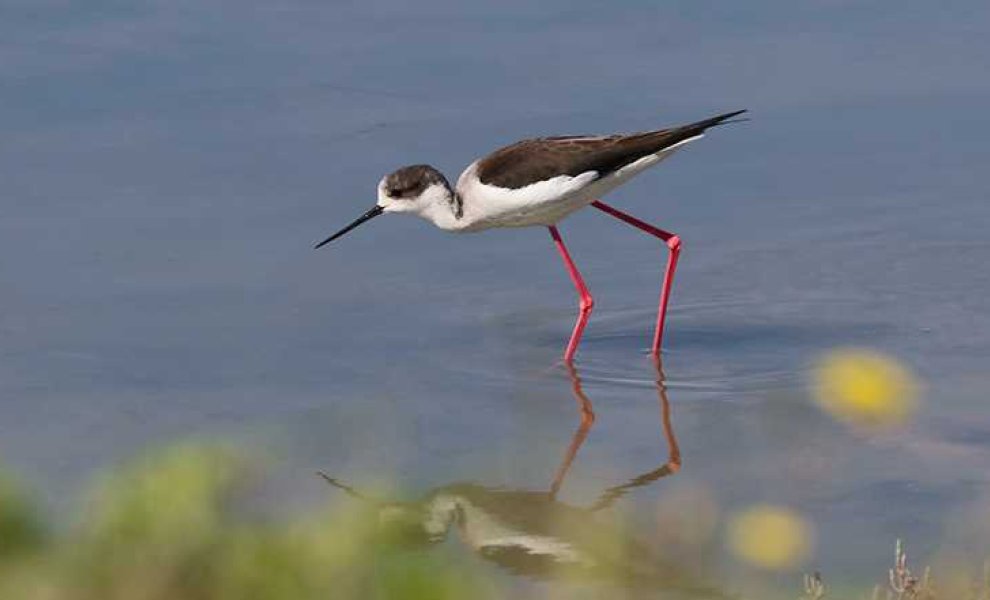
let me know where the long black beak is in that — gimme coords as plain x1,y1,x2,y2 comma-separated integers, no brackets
314,205,384,249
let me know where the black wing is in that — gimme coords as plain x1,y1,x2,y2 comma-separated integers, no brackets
475,109,745,189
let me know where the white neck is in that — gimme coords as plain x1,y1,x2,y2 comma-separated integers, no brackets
414,184,466,231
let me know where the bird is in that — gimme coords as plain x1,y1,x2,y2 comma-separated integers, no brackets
315,109,746,361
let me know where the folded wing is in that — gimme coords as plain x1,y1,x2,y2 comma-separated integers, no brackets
476,109,746,190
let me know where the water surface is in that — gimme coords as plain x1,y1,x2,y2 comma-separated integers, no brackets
3,1,990,595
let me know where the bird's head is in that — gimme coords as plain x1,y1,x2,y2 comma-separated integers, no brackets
377,164,453,215
314,164,454,248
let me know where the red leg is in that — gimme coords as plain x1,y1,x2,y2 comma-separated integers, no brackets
590,200,681,355
548,225,594,362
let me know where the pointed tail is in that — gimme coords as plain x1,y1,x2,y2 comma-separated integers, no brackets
677,109,748,136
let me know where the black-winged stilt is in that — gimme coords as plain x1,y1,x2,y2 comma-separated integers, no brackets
316,110,746,360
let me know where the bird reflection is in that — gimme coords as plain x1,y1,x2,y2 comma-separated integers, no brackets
319,360,719,595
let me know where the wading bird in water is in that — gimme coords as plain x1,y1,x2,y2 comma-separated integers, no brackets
316,110,746,360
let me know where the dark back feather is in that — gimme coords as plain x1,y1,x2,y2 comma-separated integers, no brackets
475,110,746,189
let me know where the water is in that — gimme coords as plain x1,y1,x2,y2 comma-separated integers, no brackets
3,1,990,595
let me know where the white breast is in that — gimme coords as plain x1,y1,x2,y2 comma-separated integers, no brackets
455,163,598,230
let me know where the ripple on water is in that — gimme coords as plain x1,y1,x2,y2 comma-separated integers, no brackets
519,294,890,396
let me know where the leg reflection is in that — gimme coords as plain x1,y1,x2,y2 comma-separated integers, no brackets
547,358,682,509
590,357,681,512
548,362,596,500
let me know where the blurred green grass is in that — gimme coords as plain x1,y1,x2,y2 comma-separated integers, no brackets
3,443,985,600
0,444,497,600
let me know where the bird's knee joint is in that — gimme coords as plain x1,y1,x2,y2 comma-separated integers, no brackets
666,235,682,252
580,297,595,312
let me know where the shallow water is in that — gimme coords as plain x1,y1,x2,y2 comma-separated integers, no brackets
3,1,990,595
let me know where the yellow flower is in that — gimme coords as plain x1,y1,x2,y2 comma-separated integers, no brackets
812,348,919,429
728,505,813,570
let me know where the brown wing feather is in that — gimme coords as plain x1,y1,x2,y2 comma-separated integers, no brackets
475,132,664,189
475,110,746,190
